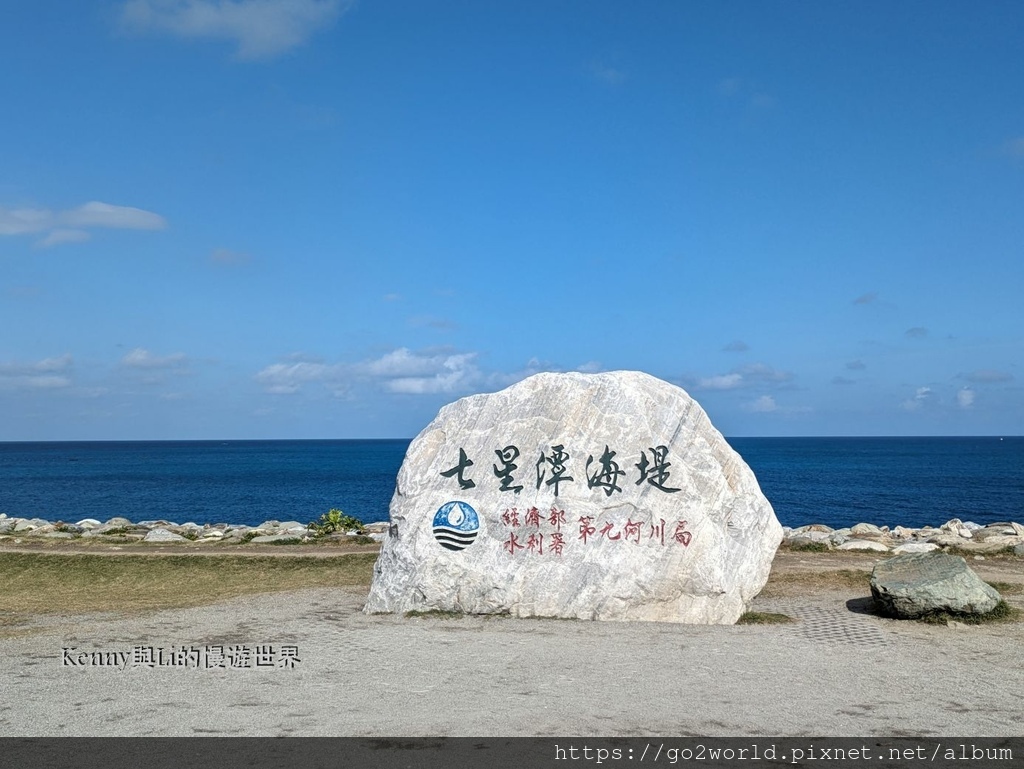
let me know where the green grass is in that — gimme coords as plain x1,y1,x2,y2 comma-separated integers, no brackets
913,600,1020,625
737,611,795,625
784,541,831,553
986,581,1024,595
943,545,1020,558
404,609,467,619
0,551,377,618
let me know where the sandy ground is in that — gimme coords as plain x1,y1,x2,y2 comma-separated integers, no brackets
2,550,1023,737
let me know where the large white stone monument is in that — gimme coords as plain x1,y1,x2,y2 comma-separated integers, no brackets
364,371,782,624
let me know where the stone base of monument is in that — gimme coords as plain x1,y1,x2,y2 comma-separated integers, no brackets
364,371,783,624
869,552,1002,619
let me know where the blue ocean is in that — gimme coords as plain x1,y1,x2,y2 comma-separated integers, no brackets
0,438,1020,530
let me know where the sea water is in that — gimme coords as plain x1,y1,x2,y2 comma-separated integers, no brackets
0,437,1020,530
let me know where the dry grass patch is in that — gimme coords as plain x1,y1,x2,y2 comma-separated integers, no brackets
0,552,377,618
760,568,871,598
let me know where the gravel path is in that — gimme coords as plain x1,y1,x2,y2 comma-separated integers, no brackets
3,551,1023,737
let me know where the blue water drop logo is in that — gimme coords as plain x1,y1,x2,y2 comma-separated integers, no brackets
432,501,480,552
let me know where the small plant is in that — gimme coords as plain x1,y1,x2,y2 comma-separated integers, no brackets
913,600,1020,625
737,611,795,625
310,508,365,537
181,530,199,541
239,531,260,544
787,541,831,553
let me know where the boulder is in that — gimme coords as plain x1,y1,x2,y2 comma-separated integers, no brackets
143,528,188,543
892,542,940,555
870,552,1002,619
838,539,890,552
850,523,887,538
364,371,783,624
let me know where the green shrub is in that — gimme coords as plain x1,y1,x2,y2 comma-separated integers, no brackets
788,541,831,553
310,508,365,536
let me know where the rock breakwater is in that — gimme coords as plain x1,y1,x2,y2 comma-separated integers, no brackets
0,513,388,544
783,518,1024,557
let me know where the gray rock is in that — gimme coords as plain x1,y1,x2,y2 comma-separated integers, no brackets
104,517,133,527
75,518,103,528
870,552,1002,618
850,523,886,538
892,542,940,554
787,535,830,549
365,371,783,624
143,527,188,543
24,525,57,536
973,525,1018,541
43,531,77,539
1015,543,1024,557
838,539,890,552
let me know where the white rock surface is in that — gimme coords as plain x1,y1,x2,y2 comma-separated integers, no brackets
893,542,940,554
364,371,783,624
837,539,890,552
143,527,188,543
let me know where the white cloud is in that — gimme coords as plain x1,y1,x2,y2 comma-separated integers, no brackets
36,229,91,248
0,354,73,390
121,0,347,60
957,388,975,409
905,327,928,339
853,292,877,305
62,201,166,230
901,386,932,411
254,361,345,394
589,60,626,86
697,373,744,391
575,361,602,373
745,395,777,413
691,362,793,392
722,340,749,353
0,200,167,248
121,348,189,369
255,347,484,397
362,348,480,394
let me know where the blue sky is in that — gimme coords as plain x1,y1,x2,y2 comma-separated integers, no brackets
1,1,1022,440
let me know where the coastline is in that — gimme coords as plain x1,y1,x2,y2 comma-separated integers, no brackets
3,512,1024,556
